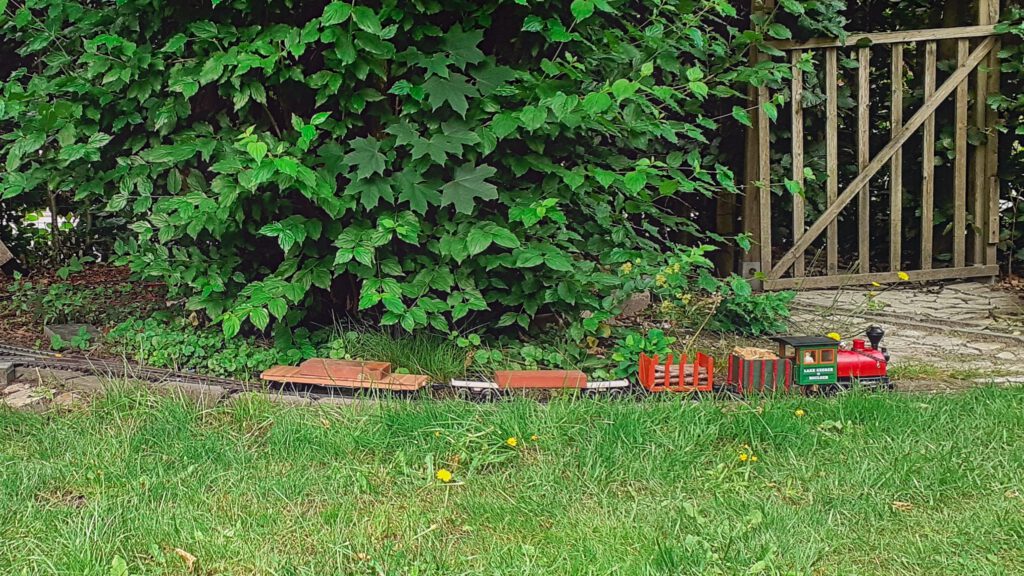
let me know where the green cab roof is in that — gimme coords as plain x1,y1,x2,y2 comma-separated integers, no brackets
770,336,840,348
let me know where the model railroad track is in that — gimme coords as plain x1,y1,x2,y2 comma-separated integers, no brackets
1,343,248,393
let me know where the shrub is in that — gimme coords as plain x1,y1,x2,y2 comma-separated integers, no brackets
0,0,800,339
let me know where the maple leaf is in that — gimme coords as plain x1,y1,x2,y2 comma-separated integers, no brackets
343,137,386,180
419,53,451,79
423,74,478,117
410,122,480,165
441,163,498,213
472,61,517,96
348,176,394,210
385,121,420,147
411,136,456,165
395,168,442,215
442,25,485,69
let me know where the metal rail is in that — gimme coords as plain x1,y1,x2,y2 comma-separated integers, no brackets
0,343,249,393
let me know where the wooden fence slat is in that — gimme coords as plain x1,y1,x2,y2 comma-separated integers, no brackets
858,47,871,274
769,24,997,50
985,0,1001,267
791,50,805,278
890,44,903,272
768,37,994,280
972,37,988,265
953,39,969,268
758,82,772,273
826,48,839,276
921,41,937,271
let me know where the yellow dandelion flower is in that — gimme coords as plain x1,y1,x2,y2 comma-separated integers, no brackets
739,453,749,462
871,282,882,287
434,431,441,438
530,434,539,441
795,408,806,418
506,437,518,447
436,469,453,483
826,332,841,341
751,455,759,462
897,271,910,281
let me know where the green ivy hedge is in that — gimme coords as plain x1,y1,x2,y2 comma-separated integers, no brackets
0,0,802,339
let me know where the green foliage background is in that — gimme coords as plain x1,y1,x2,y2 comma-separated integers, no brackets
1,0,803,339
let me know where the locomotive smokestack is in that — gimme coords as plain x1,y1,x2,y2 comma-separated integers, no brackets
866,326,884,350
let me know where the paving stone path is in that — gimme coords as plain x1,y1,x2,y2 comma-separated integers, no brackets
789,281,1024,391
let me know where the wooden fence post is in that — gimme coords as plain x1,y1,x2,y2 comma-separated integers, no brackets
741,0,775,283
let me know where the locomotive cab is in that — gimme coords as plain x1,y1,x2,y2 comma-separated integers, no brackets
770,336,840,388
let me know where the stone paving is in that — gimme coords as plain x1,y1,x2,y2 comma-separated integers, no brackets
789,281,1024,391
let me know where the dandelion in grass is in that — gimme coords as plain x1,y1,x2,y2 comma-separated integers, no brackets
871,281,882,287
795,408,806,418
506,436,518,448
530,434,539,442
739,453,749,462
436,469,453,483
751,455,759,462
898,271,910,281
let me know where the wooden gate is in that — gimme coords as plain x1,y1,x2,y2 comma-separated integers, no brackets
745,1,1002,290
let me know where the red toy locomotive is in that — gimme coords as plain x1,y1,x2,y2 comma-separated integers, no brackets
727,326,891,395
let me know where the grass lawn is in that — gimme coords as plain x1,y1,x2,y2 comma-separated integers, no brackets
1,387,1023,575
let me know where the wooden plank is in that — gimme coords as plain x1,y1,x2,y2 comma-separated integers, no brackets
769,24,997,51
737,0,774,272
763,265,999,291
768,37,994,280
985,0,1001,267
857,47,871,274
758,81,772,272
791,50,805,278
953,39,969,268
921,41,937,271
972,32,988,264
826,48,839,276
890,44,904,272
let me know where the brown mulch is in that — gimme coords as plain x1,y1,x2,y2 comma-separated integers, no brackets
0,264,167,349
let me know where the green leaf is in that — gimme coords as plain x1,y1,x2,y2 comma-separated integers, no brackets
440,163,498,214
321,2,352,26
732,106,752,127
351,6,382,35
623,171,647,192
767,23,793,40
611,79,639,101
488,225,520,248
344,137,386,180
222,314,241,339
395,169,441,215
570,0,595,20
141,143,199,163
422,74,478,117
442,25,485,69
268,297,288,320
246,141,268,164
582,92,613,115
518,106,547,131
466,227,493,255
249,307,270,331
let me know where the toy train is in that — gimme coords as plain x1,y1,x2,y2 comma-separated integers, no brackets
261,327,891,399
